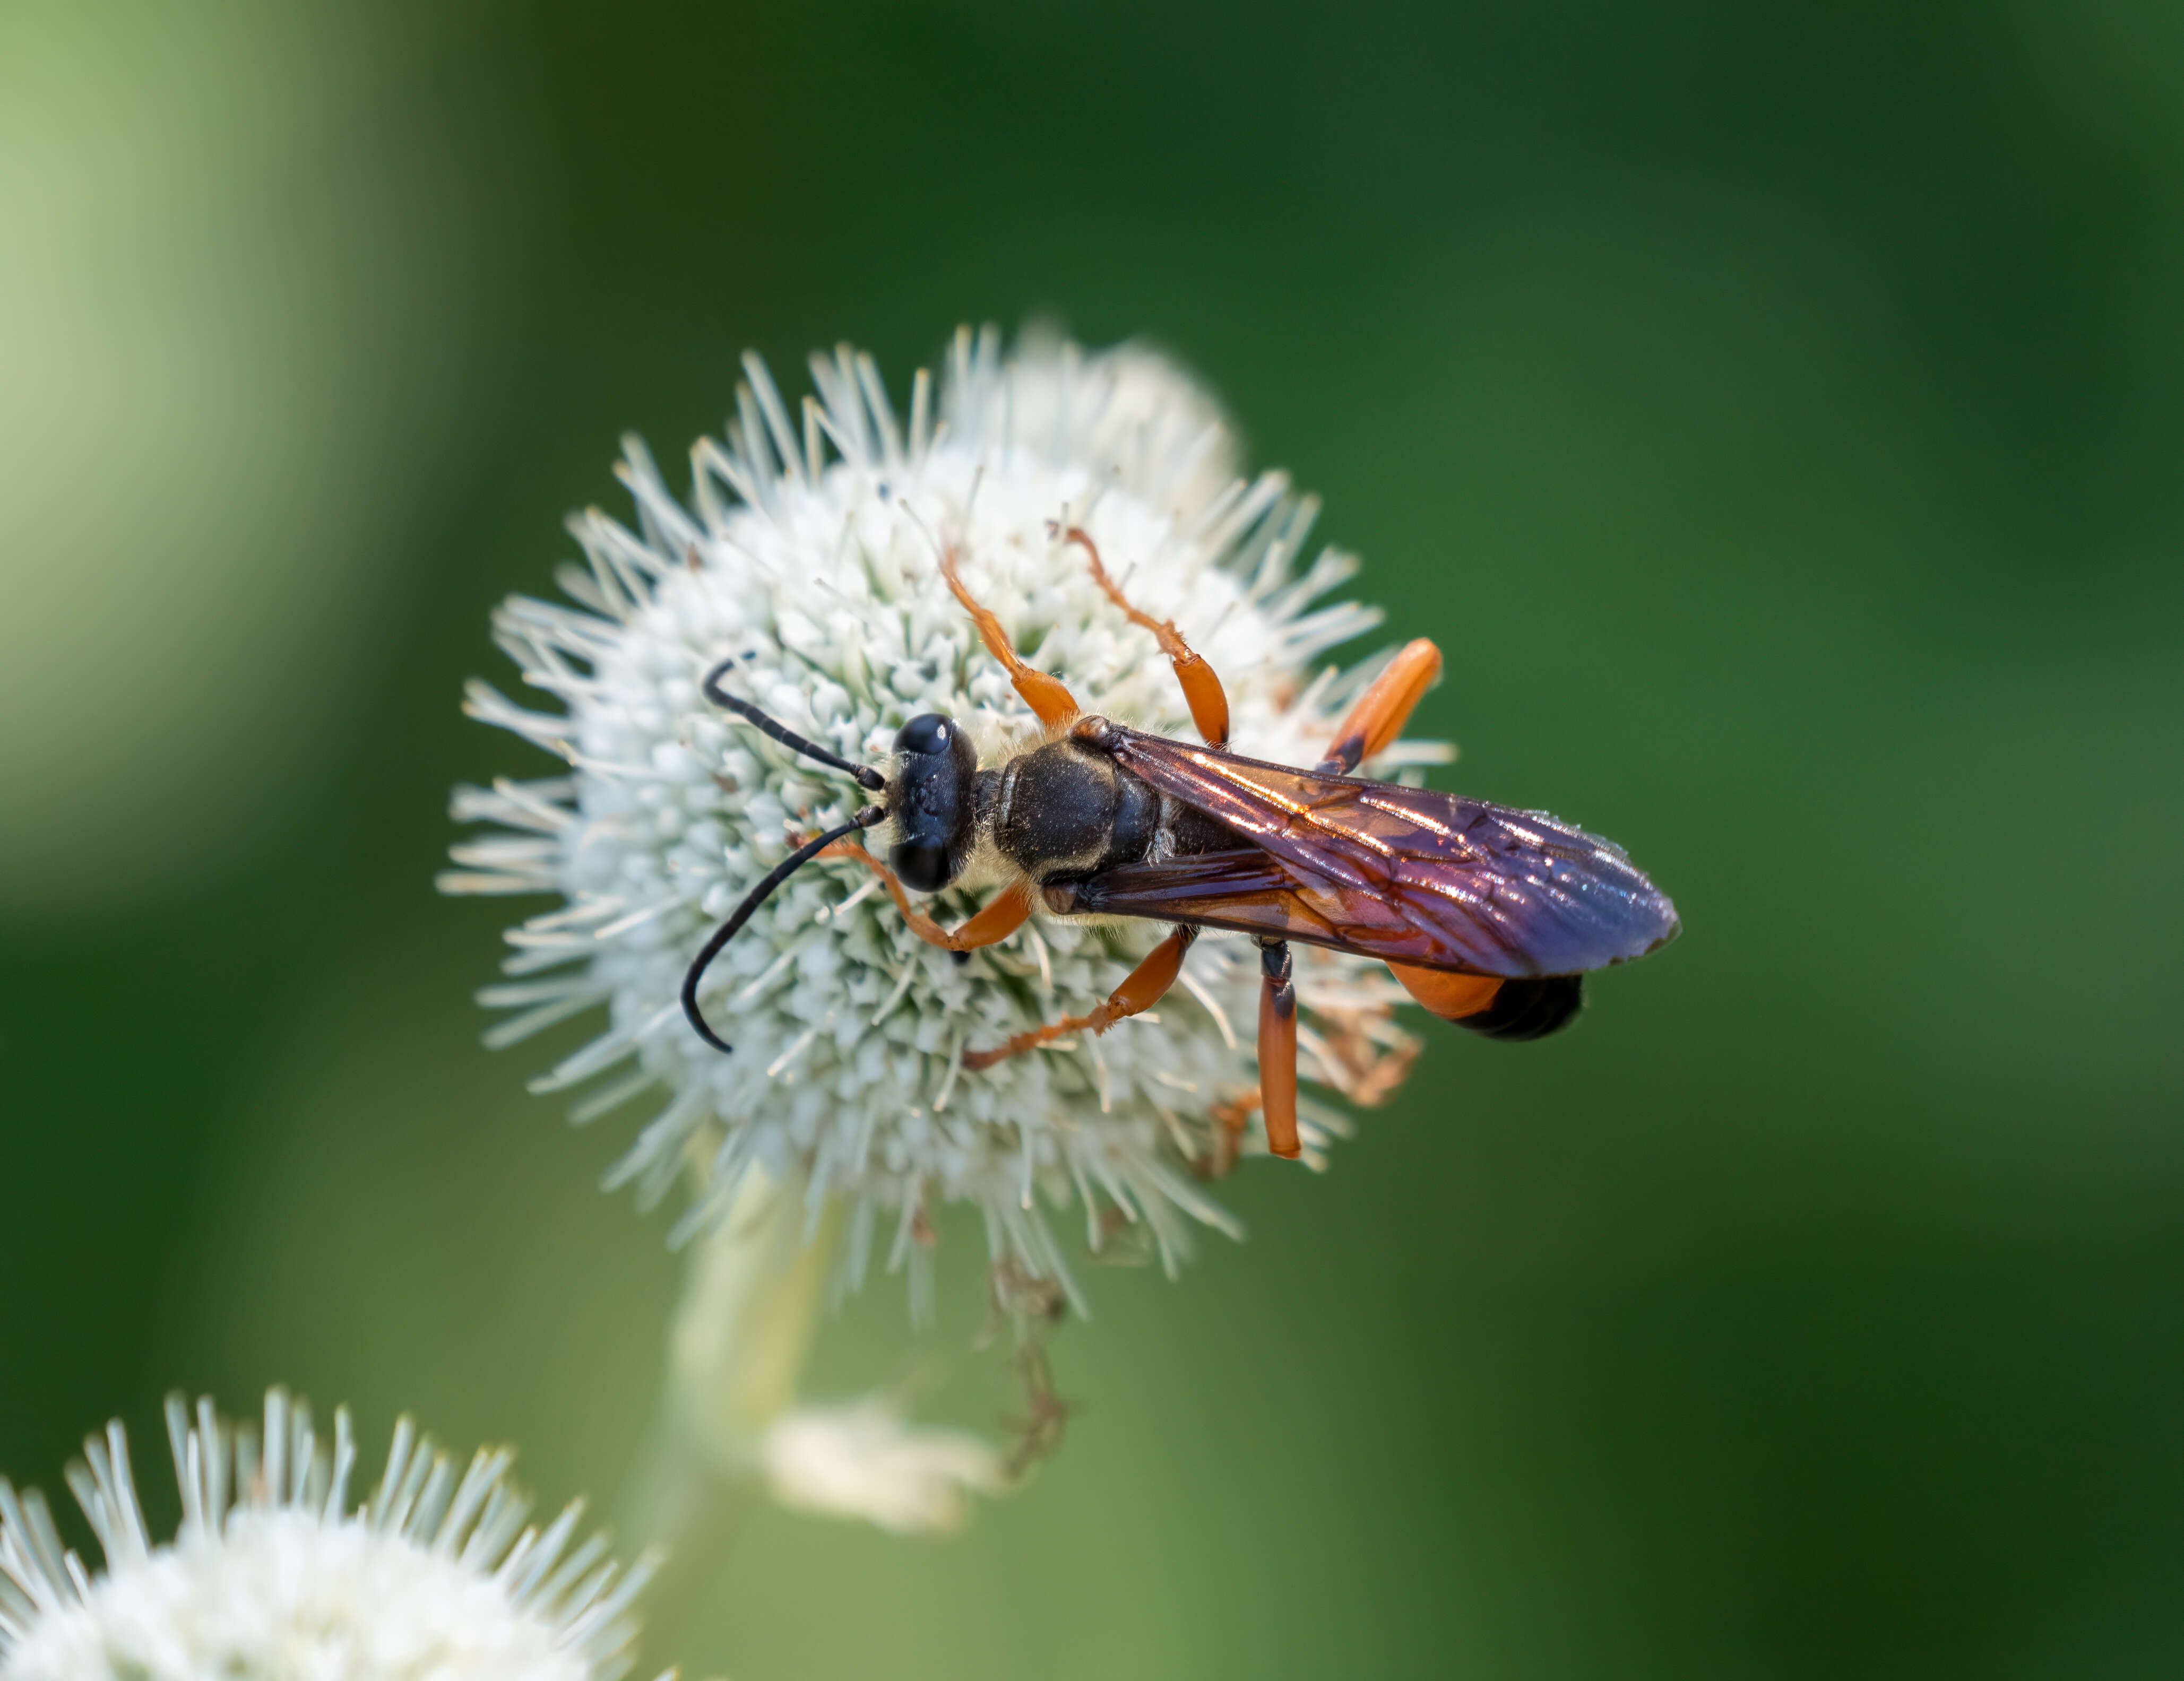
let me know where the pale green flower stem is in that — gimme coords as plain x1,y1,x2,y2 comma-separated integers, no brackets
620,1167,838,1644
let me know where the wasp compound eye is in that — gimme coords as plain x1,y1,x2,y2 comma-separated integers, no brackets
889,841,953,894
894,712,954,756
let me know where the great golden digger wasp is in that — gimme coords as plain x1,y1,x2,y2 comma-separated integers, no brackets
681,527,1679,1159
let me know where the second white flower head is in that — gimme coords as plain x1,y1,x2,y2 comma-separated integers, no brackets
0,1389,653,1681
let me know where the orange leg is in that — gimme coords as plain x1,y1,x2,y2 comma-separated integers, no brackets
940,543,1080,730
1057,524,1230,747
963,925,1195,1071
1257,939,1301,1158
1386,959,1502,1021
1318,638,1443,774
1204,1091,1258,1179
822,842,1035,951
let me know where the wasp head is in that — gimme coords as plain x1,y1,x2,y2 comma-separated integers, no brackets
888,712,980,892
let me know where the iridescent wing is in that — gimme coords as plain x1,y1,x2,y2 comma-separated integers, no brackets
1055,846,1397,952
1073,725,1680,977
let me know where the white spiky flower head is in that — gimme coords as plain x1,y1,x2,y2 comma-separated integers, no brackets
0,1389,659,1681
446,327,1436,1310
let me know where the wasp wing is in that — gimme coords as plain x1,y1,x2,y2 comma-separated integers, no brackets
1058,846,1416,954
1082,726,1680,976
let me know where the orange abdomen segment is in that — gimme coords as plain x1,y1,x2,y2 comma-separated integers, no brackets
1387,961,1503,1020
1390,963,1586,1041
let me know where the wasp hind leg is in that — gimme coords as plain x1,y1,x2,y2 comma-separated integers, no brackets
1058,524,1230,748
1318,639,1443,774
940,544,1080,730
1256,938,1301,1159
963,925,1195,1071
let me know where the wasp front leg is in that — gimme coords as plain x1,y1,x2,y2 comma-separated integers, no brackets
940,544,1080,730
1256,938,1301,1159
1317,638,1443,775
1057,524,1230,748
822,843,1036,952
963,925,1196,1071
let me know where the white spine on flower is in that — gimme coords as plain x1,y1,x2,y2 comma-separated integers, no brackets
0,1390,658,1681
445,328,1435,1306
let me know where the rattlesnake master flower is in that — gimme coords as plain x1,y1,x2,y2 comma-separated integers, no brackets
0,1390,657,1681
446,328,1435,1305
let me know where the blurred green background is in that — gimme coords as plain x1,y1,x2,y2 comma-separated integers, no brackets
4,1,2182,1675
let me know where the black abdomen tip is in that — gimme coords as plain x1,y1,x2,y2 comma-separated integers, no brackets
1461,975,1585,1041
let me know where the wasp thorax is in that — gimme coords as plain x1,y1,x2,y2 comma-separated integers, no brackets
994,738,1159,881
889,711,981,893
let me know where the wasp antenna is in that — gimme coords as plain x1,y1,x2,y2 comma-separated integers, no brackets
701,659,887,792
682,805,887,1053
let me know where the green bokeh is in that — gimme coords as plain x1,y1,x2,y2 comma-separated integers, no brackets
4,2,2181,1676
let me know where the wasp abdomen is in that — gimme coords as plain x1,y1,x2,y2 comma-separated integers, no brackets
1458,975,1585,1041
